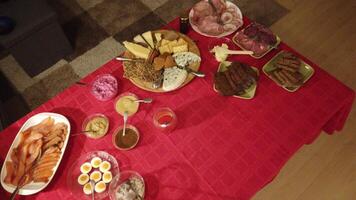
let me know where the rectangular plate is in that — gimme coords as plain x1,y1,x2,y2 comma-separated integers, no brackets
213,61,259,99
0,112,71,195
262,50,315,92
232,25,281,59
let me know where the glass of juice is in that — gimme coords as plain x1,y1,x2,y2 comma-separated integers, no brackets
114,92,139,117
153,107,177,133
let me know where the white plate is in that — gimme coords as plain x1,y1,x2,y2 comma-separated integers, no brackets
189,0,243,38
0,112,71,195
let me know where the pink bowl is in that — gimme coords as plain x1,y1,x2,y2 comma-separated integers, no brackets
91,74,118,101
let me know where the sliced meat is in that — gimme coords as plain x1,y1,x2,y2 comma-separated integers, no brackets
214,62,258,96
271,70,286,86
224,69,240,92
210,0,227,14
198,16,224,35
214,72,235,96
277,70,293,87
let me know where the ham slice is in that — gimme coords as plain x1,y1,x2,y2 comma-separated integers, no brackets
197,16,224,35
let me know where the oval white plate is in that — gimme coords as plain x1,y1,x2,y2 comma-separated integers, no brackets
0,112,71,195
189,1,243,38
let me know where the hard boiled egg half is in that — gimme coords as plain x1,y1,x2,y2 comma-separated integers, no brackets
91,157,102,168
94,181,107,193
77,173,89,185
99,161,111,172
90,171,102,183
102,171,112,183
80,162,92,174
83,182,93,195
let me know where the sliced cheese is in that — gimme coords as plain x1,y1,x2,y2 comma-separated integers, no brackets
158,44,171,54
142,31,154,48
162,67,187,91
161,39,171,46
177,38,188,46
133,35,145,44
172,44,188,53
123,41,150,59
155,33,162,43
168,40,178,51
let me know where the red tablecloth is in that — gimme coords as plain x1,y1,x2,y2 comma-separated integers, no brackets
0,18,354,200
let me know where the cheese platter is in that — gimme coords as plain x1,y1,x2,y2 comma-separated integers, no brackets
119,29,203,92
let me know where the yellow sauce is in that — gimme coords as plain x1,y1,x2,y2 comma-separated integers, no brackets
115,95,139,116
85,117,108,138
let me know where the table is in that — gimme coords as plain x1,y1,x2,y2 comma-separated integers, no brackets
0,17,354,200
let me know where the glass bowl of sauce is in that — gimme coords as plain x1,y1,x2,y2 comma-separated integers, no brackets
114,92,139,117
153,107,177,133
82,114,110,139
112,124,140,151
91,74,118,101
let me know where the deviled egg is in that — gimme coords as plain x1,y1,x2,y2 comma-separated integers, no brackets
102,171,112,183
83,182,93,195
89,171,102,183
80,162,92,174
77,173,89,185
94,181,107,193
99,161,111,172
91,157,102,168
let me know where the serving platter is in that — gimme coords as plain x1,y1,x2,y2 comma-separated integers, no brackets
262,50,315,92
214,61,259,99
232,24,281,59
0,112,71,195
122,29,201,93
189,1,243,38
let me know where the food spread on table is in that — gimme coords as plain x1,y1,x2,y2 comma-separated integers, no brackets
214,61,259,97
233,22,280,58
189,0,243,37
2,2,336,199
77,156,113,195
4,117,68,186
122,30,201,92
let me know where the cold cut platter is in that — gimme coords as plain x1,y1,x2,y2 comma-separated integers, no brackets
1,112,71,195
189,0,243,37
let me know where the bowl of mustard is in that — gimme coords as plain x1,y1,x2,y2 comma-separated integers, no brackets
82,113,110,139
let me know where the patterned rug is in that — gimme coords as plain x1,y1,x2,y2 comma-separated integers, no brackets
0,0,288,126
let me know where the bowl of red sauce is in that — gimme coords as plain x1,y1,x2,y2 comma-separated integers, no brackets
153,107,177,133
91,74,118,101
